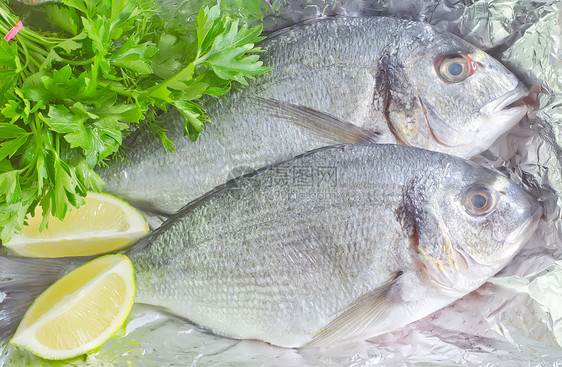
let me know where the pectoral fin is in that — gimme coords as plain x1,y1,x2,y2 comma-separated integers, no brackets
304,272,403,348
253,97,381,144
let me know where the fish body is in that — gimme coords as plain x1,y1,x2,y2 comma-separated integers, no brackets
99,16,528,214
0,144,542,346
123,144,539,347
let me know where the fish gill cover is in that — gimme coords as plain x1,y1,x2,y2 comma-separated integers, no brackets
0,0,561,365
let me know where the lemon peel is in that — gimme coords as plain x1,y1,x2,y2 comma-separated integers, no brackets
3,192,148,258
10,254,135,360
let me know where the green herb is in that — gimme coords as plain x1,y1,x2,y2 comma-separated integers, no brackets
0,0,270,241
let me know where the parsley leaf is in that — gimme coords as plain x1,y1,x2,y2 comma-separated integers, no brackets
0,40,20,105
0,1,270,241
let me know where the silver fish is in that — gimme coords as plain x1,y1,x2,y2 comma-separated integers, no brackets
1,144,542,347
98,16,529,214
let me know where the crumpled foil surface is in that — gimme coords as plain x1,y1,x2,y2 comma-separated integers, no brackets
1,0,561,365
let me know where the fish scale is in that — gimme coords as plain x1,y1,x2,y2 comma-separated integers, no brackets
106,144,541,347
132,181,406,341
98,16,528,214
0,144,541,346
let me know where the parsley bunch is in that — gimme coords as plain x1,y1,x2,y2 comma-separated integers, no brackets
0,0,270,241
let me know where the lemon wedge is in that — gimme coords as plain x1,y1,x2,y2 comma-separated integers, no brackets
3,192,148,258
10,254,135,360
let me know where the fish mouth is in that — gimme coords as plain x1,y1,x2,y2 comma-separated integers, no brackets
480,82,529,117
445,205,543,293
503,205,543,250
416,83,529,153
423,82,529,156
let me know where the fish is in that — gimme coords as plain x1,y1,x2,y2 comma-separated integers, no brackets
98,16,529,214
0,144,542,347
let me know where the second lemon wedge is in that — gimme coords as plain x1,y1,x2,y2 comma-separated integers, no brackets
10,254,136,360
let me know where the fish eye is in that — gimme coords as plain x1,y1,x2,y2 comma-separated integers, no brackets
437,55,473,83
463,184,497,216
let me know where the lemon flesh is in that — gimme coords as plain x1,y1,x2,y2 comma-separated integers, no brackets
3,192,148,257
10,254,135,360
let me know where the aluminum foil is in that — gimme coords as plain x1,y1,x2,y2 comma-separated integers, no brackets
1,0,561,365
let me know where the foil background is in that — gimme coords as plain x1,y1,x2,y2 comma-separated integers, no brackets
1,0,561,365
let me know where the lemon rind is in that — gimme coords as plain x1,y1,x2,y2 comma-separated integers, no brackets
10,254,136,360
4,191,148,257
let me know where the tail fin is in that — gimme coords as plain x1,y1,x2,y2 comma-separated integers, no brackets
0,255,74,341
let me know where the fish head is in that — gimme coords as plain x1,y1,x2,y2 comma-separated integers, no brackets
410,160,542,296
384,24,528,158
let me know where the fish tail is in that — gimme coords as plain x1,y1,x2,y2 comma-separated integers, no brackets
0,255,76,341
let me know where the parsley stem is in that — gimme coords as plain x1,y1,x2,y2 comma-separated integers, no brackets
20,39,49,57
27,50,45,71
18,31,60,48
57,56,96,66
0,4,16,24
29,116,45,183
16,38,30,73
98,81,138,98
0,4,63,47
